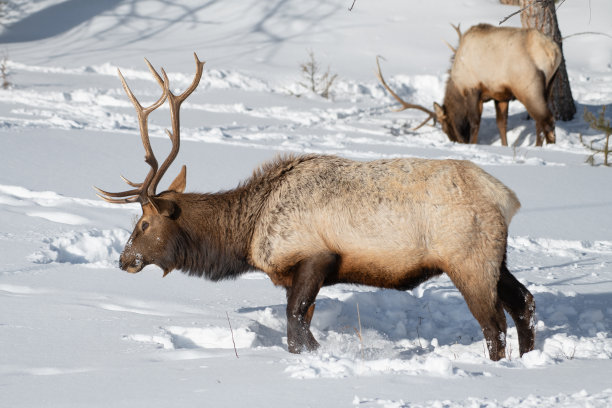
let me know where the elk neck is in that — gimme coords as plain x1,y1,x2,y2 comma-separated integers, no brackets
167,187,262,281
442,78,472,143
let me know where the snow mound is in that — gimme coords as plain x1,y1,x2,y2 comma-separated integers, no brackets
353,388,612,408
127,325,257,350
165,326,257,349
30,229,130,267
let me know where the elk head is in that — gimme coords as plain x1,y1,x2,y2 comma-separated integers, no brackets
376,56,475,144
95,53,204,276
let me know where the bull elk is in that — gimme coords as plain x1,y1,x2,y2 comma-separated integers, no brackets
96,53,536,361
377,23,562,146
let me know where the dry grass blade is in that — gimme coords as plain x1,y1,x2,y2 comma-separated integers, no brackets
226,312,239,359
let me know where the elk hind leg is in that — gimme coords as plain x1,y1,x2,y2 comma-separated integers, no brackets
520,72,556,146
498,257,536,356
447,264,507,361
285,252,339,353
494,100,509,146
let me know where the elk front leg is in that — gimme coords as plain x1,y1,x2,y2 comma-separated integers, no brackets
285,252,339,353
468,92,483,144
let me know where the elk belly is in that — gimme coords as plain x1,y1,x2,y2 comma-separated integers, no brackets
335,251,444,290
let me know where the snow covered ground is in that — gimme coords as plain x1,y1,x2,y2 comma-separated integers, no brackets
1,0,611,407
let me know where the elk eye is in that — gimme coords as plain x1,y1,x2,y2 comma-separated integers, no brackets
141,221,149,232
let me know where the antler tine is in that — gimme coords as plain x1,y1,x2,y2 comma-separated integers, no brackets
120,175,142,188
171,53,205,105
95,191,140,204
93,184,141,203
93,185,140,198
413,115,436,131
444,40,457,54
451,23,462,42
117,62,167,115
375,56,437,129
148,53,205,196
445,23,462,53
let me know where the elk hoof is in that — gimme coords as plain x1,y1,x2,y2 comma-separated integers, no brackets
288,332,320,353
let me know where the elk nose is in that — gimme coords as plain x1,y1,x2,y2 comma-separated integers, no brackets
119,252,144,273
119,252,134,270
118,255,129,271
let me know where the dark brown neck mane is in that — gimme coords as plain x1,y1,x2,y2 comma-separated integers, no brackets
159,155,317,280
443,78,471,143
168,189,260,281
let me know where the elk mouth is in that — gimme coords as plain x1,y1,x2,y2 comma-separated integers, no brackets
120,253,146,273
124,262,145,273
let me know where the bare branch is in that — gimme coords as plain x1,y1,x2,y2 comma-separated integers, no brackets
499,0,547,25
563,31,612,41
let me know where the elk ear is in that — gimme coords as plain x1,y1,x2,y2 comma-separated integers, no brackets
434,102,446,122
150,197,180,219
167,165,187,193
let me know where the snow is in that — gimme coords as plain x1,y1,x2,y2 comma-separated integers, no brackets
1,0,611,407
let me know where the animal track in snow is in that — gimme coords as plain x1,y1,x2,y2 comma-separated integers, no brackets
0,184,130,209
26,211,89,225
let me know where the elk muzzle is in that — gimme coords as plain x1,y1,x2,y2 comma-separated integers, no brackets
119,247,146,273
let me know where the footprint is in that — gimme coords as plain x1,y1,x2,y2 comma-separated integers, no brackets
124,334,174,350
0,284,50,295
99,303,169,317
26,211,89,225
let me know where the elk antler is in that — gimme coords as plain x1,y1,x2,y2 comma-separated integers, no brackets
444,23,462,54
95,53,205,204
149,53,205,196
375,56,437,130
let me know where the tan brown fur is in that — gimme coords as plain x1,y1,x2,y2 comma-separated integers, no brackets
378,23,561,147
451,24,560,95
111,153,534,361
250,156,518,277
100,56,535,361
442,23,561,146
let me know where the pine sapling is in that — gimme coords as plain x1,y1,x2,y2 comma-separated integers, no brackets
1,52,10,90
294,50,338,99
580,106,611,166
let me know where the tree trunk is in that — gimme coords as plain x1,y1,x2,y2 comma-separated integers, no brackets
500,0,520,5
519,0,576,121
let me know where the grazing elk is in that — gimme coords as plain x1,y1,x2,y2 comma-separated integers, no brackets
96,53,536,361
377,23,562,146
